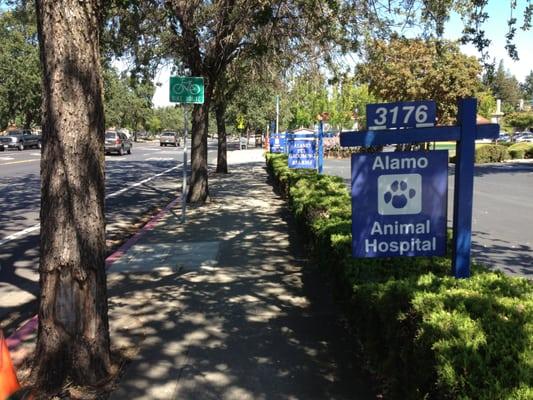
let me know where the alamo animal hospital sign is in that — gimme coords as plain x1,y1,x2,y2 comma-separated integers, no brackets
351,151,448,258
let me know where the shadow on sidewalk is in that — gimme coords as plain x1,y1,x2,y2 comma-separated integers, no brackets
108,161,375,399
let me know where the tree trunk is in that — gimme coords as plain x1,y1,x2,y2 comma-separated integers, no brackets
215,102,228,174
33,0,111,393
187,93,210,203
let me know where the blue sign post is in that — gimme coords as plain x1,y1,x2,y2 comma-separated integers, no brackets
351,151,448,258
340,98,499,278
318,121,324,173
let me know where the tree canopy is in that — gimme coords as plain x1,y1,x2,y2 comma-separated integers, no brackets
0,4,40,129
358,38,482,123
484,59,524,112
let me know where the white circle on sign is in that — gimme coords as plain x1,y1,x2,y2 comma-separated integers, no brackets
378,174,422,215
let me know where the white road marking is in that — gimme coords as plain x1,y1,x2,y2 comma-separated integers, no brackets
0,225,40,247
106,166,178,198
0,165,179,247
29,153,41,156
0,157,14,161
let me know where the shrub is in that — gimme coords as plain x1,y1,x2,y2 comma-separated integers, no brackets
509,149,526,159
475,144,509,163
508,143,533,159
265,152,533,399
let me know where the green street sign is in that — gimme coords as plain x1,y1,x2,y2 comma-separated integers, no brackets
169,76,204,104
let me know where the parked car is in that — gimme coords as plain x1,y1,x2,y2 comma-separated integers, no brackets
134,130,149,140
515,134,533,143
0,129,41,151
104,131,132,155
159,131,181,147
497,133,511,143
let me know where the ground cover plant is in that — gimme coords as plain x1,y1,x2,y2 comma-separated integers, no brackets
266,153,533,400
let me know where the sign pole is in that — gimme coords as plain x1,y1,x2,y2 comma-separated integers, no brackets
452,98,477,278
276,95,280,135
182,104,188,223
318,120,324,174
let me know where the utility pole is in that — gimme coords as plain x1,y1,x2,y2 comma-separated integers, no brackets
276,95,280,135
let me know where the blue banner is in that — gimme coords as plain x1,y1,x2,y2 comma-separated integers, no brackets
269,132,286,153
288,138,316,169
351,150,448,258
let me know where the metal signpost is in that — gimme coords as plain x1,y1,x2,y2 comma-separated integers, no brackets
340,98,499,278
169,76,205,222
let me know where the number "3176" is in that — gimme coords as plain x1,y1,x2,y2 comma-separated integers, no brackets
368,101,435,130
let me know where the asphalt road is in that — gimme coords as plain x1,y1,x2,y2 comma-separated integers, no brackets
324,157,533,278
0,139,221,328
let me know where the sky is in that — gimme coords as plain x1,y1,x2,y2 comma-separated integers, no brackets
443,0,532,82
150,1,533,107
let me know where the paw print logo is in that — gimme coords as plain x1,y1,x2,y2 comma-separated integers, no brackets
378,174,422,215
384,180,417,209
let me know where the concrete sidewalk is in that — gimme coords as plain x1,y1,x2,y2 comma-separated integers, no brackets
107,149,374,399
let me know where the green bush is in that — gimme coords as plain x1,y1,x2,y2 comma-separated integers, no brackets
266,152,533,399
509,149,526,159
475,144,510,163
508,143,533,159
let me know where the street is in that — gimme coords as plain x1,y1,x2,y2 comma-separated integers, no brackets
0,140,219,329
324,157,533,278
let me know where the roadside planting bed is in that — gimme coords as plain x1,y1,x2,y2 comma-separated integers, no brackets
266,153,532,400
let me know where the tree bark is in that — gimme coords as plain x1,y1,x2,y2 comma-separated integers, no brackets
215,101,228,174
33,0,111,392
187,91,210,203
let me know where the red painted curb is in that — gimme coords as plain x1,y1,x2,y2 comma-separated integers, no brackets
6,194,182,353
105,195,181,268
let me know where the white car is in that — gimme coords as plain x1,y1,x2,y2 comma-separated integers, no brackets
515,134,533,143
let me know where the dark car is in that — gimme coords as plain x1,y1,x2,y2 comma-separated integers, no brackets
134,130,149,140
0,130,41,151
159,131,181,147
104,131,132,155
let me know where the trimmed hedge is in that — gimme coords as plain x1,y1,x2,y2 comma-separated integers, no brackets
508,143,533,159
450,144,510,164
266,153,533,400
475,144,510,163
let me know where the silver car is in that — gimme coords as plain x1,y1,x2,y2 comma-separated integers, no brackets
105,131,132,155
0,130,41,151
159,131,181,147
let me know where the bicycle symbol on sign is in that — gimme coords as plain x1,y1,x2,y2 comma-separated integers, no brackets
172,80,202,95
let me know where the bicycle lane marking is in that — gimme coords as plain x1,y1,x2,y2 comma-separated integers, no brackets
0,165,179,247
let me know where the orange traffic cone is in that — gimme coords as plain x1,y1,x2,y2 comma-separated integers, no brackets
0,329,21,400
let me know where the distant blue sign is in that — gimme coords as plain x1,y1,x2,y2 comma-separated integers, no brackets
288,138,316,169
270,132,286,153
351,150,448,258
367,101,436,131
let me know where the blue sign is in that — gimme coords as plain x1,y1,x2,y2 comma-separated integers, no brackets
269,132,286,153
366,101,436,130
288,138,316,169
351,151,448,258
341,98,499,277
